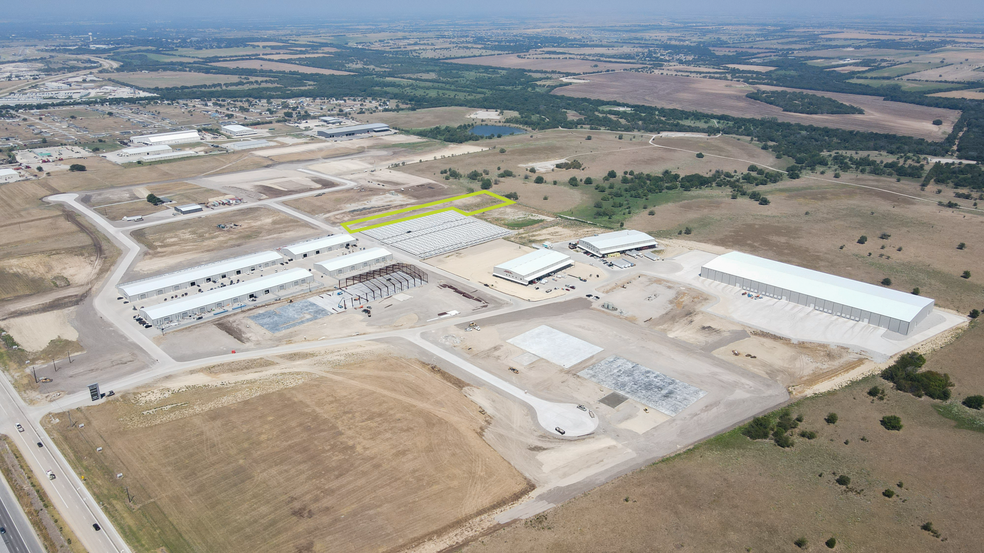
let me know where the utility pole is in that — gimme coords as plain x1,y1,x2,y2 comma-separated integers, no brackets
32,366,37,384
51,356,56,372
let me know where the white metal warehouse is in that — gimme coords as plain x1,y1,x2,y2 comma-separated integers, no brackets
140,268,315,327
317,123,390,140
282,234,356,260
118,251,283,301
701,251,935,335
494,249,572,284
577,230,657,257
221,124,257,137
315,248,393,278
115,145,172,159
131,129,201,146
0,168,19,183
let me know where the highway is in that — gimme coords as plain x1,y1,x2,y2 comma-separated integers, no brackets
0,463,43,553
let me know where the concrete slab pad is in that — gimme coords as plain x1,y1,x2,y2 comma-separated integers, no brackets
249,300,331,333
599,392,628,408
580,356,707,416
507,325,603,368
513,352,540,366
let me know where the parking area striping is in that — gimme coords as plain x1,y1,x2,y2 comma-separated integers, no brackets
341,190,514,233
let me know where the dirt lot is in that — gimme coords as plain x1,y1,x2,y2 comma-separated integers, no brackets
448,54,645,74
210,60,351,75
625,174,984,313
461,359,984,553
551,72,959,140
109,71,247,88
87,182,220,221
46,345,529,553
128,207,318,276
40,153,271,193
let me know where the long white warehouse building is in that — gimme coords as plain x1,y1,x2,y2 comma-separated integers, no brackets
118,251,283,301
315,248,393,278
131,129,201,146
494,249,572,284
282,234,356,260
700,251,935,335
577,230,657,257
140,268,314,327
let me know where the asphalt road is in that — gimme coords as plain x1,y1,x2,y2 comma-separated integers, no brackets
0,467,43,553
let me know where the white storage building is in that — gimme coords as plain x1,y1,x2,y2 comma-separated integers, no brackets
116,144,172,159
494,249,572,284
221,124,257,137
140,268,314,328
315,248,393,278
0,168,20,183
700,251,935,335
282,234,356,260
317,123,390,140
118,251,283,301
577,230,657,257
131,129,201,146
174,204,203,215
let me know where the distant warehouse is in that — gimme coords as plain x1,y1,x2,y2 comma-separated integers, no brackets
221,124,257,137
140,268,315,328
315,247,393,278
494,249,572,285
118,251,283,301
116,144,172,160
0,168,20,183
131,129,201,146
282,234,356,260
174,204,203,215
577,230,657,257
701,252,935,335
317,123,390,140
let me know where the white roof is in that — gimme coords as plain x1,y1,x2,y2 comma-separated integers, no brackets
121,145,171,155
702,252,934,321
119,251,283,297
283,234,355,256
175,203,202,211
221,124,253,132
316,247,391,272
142,268,312,321
579,230,656,253
132,129,200,143
495,249,571,278
0,168,18,176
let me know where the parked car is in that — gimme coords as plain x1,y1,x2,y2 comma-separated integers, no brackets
92,524,101,531
555,427,566,435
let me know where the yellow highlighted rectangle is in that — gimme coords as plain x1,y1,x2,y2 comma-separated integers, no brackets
342,190,514,233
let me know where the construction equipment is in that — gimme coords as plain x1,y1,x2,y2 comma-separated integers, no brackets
40,377,52,383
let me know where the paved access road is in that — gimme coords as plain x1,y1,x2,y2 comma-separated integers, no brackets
0,466,44,553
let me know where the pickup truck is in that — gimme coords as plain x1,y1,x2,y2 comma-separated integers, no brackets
46,470,55,480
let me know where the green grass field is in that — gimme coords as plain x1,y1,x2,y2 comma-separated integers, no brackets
861,63,941,78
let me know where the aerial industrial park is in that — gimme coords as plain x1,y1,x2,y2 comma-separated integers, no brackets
0,10,983,553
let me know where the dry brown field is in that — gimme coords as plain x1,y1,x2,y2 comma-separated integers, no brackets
626,174,984,313
40,153,271,192
903,64,984,82
128,207,318,275
929,89,984,100
109,71,246,88
46,349,529,553
210,60,351,75
462,345,984,553
552,72,959,140
447,54,645,74
89,182,221,221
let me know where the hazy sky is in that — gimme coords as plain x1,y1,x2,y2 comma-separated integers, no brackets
5,0,984,26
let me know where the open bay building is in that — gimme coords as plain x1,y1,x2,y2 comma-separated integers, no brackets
118,251,283,301
577,230,657,257
700,252,935,335
140,268,315,328
494,249,573,285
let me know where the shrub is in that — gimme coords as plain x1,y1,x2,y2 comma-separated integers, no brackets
921,522,940,538
883,489,895,498
585,135,592,140
498,148,506,153
742,415,774,440
794,537,808,549
912,288,920,295
568,176,579,186
68,163,86,172
881,352,952,400
775,410,799,433
696,152,704,158
836,475,851,486
542,195,548,201
758,196,770,205
534,176,545,184
480,179,492,190
826,537,837,548
962,395,984,410
857,235,868,244
773,428,794,448
879,232,891,239
825,412,838,425
868,386,883,398
957,242,966,250
798,430,817,440
881,278,892,286
962,270,971,279
880,415,903,431
503,192,519,200
648,209,655,216
970,309,980,319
